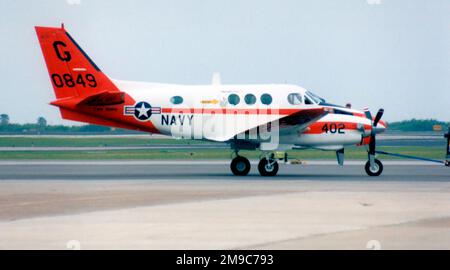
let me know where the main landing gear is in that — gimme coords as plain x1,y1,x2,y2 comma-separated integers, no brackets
258,154,279,176
230,152,283,177
230,155,251,176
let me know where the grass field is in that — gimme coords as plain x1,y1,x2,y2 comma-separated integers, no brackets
0,136,446,160
0,147,445,160
0,137,206,147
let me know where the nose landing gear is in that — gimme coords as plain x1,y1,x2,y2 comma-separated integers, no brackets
363,108,385,177
365,158,383,177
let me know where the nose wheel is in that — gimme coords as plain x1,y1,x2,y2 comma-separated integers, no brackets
365,158,383,176
230,156,251,176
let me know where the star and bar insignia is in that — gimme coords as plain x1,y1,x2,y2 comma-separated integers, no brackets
124,101,161,121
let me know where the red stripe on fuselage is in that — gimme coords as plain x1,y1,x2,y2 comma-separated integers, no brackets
160,108,301,115
302,122,371,134
359,136,371,146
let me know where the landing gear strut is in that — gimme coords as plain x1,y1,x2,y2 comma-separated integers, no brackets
230,155,251,176
258,153,279,176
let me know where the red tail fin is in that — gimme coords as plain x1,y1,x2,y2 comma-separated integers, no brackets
35,25,119,99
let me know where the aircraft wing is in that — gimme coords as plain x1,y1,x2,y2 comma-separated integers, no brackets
204,106,327,142
278,107,328,134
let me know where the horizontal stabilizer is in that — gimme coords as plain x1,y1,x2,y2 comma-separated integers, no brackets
50,91,125,108
77,91,125,106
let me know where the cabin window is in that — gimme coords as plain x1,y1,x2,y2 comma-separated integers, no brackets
244,94,256,105
228,94,240,105
287,93,302,105
170,96,183,105
260,93,272,105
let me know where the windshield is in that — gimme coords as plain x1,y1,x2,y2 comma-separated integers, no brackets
306,91,326,104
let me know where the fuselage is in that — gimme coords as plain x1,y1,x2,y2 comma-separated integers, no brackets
113,79,387,151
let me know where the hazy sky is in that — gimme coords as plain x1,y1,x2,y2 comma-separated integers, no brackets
0,0,449,124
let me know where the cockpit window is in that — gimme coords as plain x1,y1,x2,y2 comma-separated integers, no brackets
287,93,302,105
306,91,325,104
304,95,314,105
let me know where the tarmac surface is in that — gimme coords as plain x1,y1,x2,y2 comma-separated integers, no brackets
0,160,449,249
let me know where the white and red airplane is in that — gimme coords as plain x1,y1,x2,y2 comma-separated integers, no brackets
35,25,387,177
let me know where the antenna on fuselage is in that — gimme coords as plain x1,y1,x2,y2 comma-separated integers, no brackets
211,72,221,85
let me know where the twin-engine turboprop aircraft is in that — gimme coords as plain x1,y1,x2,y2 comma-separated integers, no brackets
35,24,388,177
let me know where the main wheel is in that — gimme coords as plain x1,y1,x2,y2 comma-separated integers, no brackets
365,159,383,176
230,156,251,176
258,158,279,176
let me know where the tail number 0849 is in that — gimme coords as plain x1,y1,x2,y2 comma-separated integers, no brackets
51,73,97,88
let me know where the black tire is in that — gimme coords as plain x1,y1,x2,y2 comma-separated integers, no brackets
230,156,251,176
258,158,279,176
365,159,383,176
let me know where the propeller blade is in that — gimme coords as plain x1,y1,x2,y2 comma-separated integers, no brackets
364,108,372,121
373,108,384,127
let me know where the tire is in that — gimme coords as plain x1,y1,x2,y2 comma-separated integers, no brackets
258,158,279,176
365,159,383,176
230,156,251,176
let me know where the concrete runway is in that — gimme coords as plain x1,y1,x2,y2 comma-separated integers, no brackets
0,161,449,249
0,160,448,180
0,138,445,151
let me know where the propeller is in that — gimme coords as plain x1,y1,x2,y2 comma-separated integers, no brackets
364,108,384,156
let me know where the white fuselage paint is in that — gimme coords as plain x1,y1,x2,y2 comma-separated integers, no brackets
113,79,385,151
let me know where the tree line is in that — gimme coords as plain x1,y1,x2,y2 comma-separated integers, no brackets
387,119,449,132
0,114,137,134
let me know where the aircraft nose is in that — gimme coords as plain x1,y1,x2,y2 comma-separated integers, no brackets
374,120,387,134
